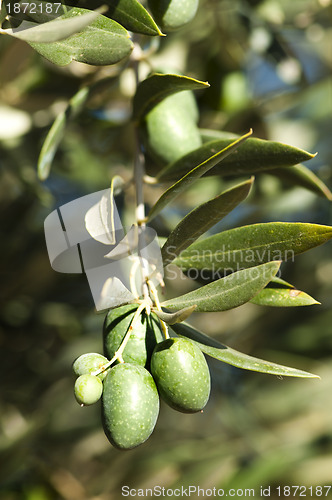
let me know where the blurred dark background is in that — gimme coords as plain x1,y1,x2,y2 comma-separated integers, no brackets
1,0,332,498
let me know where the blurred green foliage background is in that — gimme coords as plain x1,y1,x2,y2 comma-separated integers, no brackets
1,0,332,498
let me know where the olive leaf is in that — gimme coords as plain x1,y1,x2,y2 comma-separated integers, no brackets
98,0,164,35
250,275,320,307
173,222,332,272
0,6,107,42
152,305,197,325
38,86,90,181
250,287,320,307
38,75,121,180
147,130,252,222
269,276,294,288
161,261,281,312
161,177,254,266
270,164,332,201
171,322,319,379
157,135,316,182
56,0,163,36
133,73,209,121
28,8,133,66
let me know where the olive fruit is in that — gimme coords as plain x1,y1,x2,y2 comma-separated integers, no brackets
148,0,199,32
150,337,210,413
74,374,103,406
103,304,163,367
143,91,202,166
102,363,159,450
72,352,109,380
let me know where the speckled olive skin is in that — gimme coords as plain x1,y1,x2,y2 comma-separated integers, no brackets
72,353,109,380
103,304,164,367
151,337,210,413
102,363,159,450
148,0,199,32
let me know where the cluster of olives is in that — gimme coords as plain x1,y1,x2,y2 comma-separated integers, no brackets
73,304,211,450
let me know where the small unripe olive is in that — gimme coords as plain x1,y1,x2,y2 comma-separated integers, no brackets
72,352,109,380
74,374,103,406
148,0,199,32
151,337,210,413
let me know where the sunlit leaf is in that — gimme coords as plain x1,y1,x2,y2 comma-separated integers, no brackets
157,135,316,182
133,73,209,121
172,322,319,378
161,177,254,266
50,0,163,36
28,8,133,66
161,261,280,312
269,276,294,288
38,87,89,180
0,7,106,42
250,287,320,307
152,305,197,325
147,131,252,222
173,223,332,272
101,0,164,35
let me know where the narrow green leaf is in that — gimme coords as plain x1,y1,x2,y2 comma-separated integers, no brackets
102,0,164,35
58,0,163,36
173,222,332,272
152,305,197,325
38,87,89,180
250,287,320,307
157,136,316,182
161,261,280,312
133,73,209,121
147,130,252,222
171,322,320,378
0,7,106,42
161,177,254,266
271,164,332,201
29,8,133,66
269,276,294,288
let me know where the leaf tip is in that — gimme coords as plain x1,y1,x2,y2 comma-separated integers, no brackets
98,5,109,15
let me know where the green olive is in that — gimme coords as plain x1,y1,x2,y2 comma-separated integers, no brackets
150,337,210,413
103,304,164,368
148,0,199,32
72,352,109,380
102,363,159,450
143,92,202,166
74,374,103,406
